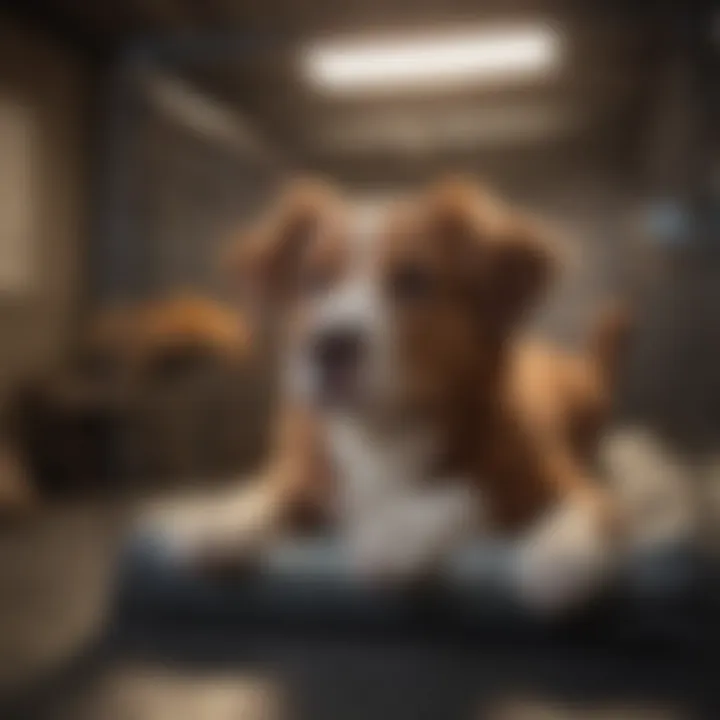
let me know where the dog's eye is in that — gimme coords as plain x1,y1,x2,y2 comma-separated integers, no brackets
387,263,435,302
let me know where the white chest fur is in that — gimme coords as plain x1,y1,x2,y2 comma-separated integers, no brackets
326,417,435,517
325,416,481,579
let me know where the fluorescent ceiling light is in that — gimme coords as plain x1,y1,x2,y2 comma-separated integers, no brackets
303,25,560,94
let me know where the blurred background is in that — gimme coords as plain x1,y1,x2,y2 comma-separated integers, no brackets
0,0,717,716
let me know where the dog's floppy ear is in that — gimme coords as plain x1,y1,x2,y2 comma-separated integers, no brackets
425,176,557,333
222,177,338,311
486,211,557,331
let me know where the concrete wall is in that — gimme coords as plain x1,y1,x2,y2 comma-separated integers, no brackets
0,17,90,404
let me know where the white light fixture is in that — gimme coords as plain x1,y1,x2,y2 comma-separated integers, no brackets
303,25,560,94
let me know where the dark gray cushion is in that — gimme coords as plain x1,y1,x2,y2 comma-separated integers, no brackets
112,530,712,652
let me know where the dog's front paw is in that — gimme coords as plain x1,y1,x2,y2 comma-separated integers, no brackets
140,487,277,579
190,494,280,578
513,501,616,615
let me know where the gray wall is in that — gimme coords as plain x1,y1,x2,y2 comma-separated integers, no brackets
0,17,90,405
108,74,285,299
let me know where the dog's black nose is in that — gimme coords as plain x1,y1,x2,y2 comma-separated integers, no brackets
313,327,364,372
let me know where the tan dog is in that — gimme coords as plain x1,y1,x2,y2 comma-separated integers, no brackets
85,293,253,376
192,177,631,613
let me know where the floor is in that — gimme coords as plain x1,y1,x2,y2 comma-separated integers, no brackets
0,493,286,719
0,500,127,694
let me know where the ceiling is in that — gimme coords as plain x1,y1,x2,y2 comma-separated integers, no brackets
3,0,680,189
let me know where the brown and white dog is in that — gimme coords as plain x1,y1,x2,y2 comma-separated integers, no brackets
191,177,631,613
